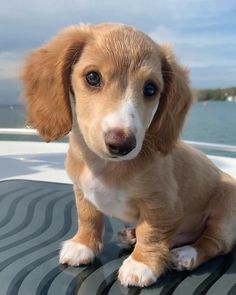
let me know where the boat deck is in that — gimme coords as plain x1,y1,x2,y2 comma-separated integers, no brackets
0,179,236,295
0,139,236,294
0,140,236,183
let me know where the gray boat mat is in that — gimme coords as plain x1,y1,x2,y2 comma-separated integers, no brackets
0,179,235,295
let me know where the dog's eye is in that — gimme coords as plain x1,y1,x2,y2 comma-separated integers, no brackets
86,71,101,87
143,83,157,98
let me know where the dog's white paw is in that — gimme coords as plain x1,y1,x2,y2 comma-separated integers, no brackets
118,256,157,287
170,245,197,270
59,240,95,266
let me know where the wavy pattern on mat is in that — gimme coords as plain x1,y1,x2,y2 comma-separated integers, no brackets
0,180,235,295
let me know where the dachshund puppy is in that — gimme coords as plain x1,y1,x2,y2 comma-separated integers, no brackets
21,24,236,287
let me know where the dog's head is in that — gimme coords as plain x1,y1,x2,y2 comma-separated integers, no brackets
21,24,192,160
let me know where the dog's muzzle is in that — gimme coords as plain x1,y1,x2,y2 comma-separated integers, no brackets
104,129,136,156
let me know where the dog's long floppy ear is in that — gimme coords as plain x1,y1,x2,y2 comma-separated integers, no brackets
21,27,87,142
149,44,193,154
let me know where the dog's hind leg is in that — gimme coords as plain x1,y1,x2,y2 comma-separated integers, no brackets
171,174,236,271
170,224,232,271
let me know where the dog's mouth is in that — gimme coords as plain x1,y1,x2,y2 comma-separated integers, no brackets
101,133,144,162
84,129,142,162
104,153,125,161
104,146,141,162
104,130,137,157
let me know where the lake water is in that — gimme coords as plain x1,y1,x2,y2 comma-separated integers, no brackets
183,101,236,145
0,101,235,147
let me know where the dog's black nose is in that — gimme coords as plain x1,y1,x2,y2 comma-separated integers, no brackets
104,129,136,156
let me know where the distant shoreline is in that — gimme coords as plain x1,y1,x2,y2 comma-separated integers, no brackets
0,86,236,105
192,86,236,101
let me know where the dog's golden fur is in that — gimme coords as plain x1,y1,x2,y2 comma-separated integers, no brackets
21,24,236,287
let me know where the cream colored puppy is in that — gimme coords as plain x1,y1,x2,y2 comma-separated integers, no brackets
21,23,236,288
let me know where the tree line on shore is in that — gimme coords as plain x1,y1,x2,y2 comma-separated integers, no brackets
192,87,236,101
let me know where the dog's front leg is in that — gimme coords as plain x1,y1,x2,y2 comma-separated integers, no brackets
59,186,104,266
118,204,179,287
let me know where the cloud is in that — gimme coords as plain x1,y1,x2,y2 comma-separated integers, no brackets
0,0,235,93
149,26,236,65
148,17,236,87
0,51,24,79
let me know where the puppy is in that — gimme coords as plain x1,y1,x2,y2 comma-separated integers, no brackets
21,23,236,287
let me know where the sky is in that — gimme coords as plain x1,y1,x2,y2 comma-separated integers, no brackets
0,0,235,104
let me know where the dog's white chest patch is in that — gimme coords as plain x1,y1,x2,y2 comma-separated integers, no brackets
79,173,127,220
